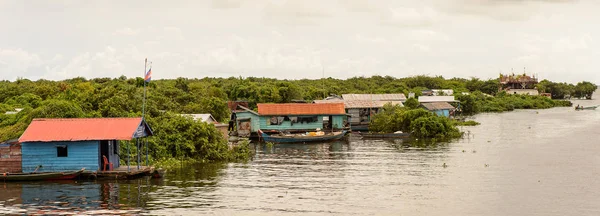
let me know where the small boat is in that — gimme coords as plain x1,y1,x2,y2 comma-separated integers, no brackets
359,131,410,138
575,105,598,110
0,168,85,181
259,130,348,143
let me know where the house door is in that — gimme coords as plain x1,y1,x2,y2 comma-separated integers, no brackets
328,115,333,130
100,140,109,169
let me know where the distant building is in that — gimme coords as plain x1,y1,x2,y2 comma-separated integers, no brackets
342,93,406,102
430,89,454,96
418,96,458,103
499,73,540,95
420,102,456,118
4,108,23,115
181,114,218,124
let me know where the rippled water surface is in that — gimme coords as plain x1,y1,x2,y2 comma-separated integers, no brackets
2,97,600,215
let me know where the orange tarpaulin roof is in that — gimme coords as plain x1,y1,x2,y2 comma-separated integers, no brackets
258,103,345,115
19,118,152,142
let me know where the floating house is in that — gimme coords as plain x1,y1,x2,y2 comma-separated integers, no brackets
313,93,407,131
18,118,153,173
314,99,403,131
257,103,347,132
421,102,456,118
235,105,260,137
0,139,21,173
418,96,458,118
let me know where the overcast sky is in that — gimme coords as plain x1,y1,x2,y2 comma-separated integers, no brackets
0,0,598,83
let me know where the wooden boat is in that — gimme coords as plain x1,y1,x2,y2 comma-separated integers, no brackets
359,131,410,138
259,130,348,143
575,105,598,110
83,166,155,180
0,168,85,181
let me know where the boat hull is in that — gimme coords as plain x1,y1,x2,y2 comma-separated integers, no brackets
575,106,598,110
259,130,348,143
0,169,84,181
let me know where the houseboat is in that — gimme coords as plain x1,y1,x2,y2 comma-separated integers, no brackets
314,93,406,131
17,117,154,180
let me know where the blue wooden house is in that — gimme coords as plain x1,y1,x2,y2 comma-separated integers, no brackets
234,105,261,137
420,102,456,118
257,103,347,131
18,118,153,172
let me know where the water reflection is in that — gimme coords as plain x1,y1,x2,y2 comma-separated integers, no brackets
0,179,154,215
2,95,599,215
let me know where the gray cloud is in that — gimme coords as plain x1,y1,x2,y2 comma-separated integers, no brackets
0,0,598,84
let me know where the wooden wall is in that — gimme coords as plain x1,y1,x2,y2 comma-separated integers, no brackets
0,143,22,173
21,141,100,172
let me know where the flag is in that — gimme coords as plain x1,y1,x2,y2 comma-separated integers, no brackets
144,68,152,82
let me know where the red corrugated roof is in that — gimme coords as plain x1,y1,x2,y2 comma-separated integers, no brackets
258,103,345,115
19,118,150,142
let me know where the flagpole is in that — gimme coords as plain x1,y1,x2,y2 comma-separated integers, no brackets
141,58,147,170
143,58,147,120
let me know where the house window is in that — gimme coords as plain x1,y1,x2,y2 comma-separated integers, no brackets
57,145,68,157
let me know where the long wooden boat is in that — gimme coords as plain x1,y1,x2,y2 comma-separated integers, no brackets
575,105,598,110
0,168,85,181
359,131,410,138
259,130,348,143
82,166,155,180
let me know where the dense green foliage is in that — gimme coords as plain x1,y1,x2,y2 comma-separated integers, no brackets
403,97,419,109
457,91,572,115
0,75,592,161
369,104,463,139
536,80,597,99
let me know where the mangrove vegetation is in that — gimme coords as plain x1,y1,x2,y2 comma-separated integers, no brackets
0,75,594,164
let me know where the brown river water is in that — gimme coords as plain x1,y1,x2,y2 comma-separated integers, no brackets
1,96,599,215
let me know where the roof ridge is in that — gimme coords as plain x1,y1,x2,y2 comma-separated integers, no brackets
33,117,142,121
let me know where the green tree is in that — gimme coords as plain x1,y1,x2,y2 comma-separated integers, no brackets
404,97,419,109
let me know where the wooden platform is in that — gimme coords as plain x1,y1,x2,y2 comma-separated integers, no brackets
82,166,155,180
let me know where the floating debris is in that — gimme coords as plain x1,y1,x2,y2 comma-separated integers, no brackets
442,163,448,168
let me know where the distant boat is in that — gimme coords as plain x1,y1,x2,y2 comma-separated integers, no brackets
258,130,348,143
358,131,410,138
0,168,85,181
575,105,598,110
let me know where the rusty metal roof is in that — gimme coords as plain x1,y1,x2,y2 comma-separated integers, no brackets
421,102,455,111
258,103,345,115
342,94,406,101
19,118,152,142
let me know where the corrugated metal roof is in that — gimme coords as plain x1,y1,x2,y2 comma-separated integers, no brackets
418,96,457,103
19,118,152,142
421,102,455,111
258,103,345,115
342,94,406,101
344,100,404,108
314,99,404,108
